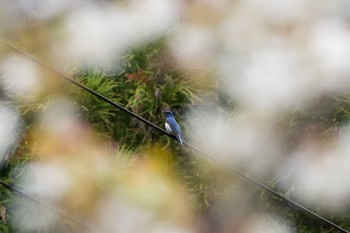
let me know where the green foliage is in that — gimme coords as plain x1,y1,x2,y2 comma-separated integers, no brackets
69,70,120,139
71,37,198,148
67,38,214,218
332,95,350,126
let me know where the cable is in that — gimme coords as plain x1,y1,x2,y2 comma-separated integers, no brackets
0,180,98,233
0,38,176,141
0,39,348,233
185,142,349,232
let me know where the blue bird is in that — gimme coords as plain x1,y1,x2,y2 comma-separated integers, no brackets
163,111,183,146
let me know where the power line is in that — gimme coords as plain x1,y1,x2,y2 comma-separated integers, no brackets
185,143,348,232
0,38,348,233
0,180,98,233
0,39,176,141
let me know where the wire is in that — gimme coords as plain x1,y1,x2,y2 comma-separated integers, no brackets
185,142,349,232
0,180,98,233
0,38,176,141
0,38,348,233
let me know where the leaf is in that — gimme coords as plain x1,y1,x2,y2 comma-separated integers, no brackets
126,71,150,83
0,205,6,224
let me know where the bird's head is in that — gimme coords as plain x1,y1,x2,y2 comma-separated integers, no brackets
163,110,174,117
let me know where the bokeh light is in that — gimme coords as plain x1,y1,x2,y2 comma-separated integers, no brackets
1,0,350,232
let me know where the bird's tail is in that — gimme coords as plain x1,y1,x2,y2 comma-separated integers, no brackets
174,133,184,146
179,137,184,146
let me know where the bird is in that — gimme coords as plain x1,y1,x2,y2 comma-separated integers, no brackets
163,110,183,146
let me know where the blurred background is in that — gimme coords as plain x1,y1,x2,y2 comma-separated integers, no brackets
1,0,350,232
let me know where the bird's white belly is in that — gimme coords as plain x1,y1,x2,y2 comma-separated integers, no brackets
165,122,173,134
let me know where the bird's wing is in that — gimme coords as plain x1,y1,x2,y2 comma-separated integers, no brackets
166,118,181,133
